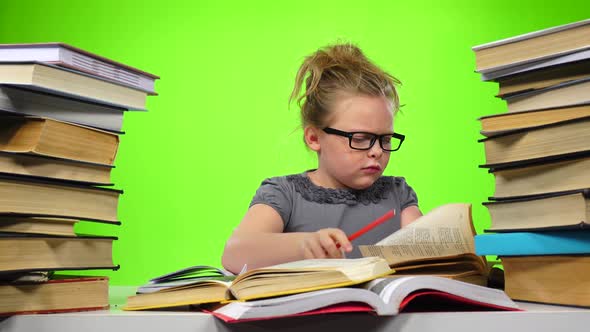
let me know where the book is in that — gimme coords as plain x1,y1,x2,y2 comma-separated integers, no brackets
0,234,118,273
137,265,235,294
359,203,487,277
0,85,126,132
503,77,590,113
490,155,590,198
472,18,590,74
0,115,119,165
0,62,148,110
0,42,158,94
496,59,590,97
479,104,590,137
502,255,590,307
0,151,113,185
480,48,590,81
474,230,590,256
484,190,589,232
123,257,392,310
0,216,78,236
0,174,121,222
208,276,519,323
0,275,109,315
480,117,590,168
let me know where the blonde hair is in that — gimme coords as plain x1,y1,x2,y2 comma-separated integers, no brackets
289,43,401,129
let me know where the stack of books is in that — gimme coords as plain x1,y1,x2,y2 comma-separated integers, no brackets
471,19,590,307
0,43,159,315
122,204,520,322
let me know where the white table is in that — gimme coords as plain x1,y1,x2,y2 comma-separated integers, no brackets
2,286,589,332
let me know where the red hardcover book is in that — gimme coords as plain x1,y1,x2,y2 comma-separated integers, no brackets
208,276,520,323
0,275,109,315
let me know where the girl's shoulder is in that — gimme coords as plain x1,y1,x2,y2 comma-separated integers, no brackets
284,173,410,206
256,173,414,206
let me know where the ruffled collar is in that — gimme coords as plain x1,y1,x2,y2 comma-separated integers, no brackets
286,172,393,206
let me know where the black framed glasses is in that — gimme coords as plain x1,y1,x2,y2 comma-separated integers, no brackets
323,127,405,152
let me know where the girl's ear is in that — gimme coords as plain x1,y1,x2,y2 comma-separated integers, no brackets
304,126,321,152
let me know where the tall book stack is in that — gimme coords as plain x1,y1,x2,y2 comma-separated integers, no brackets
0,43,159,315
470,19,590,307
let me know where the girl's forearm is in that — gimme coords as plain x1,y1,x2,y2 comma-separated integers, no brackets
222,231,308,274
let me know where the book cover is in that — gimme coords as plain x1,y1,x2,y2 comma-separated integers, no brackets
475,231,590,256
208,276,519,323
0,42,159,94
0,275,109,315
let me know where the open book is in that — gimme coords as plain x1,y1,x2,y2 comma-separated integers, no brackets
124,257,392,310
359,203,487,281
209,276,520,323
136,265,234,294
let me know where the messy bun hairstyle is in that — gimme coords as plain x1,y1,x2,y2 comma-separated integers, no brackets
289,43,401,129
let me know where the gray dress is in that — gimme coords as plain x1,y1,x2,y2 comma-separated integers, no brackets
250,171,419,258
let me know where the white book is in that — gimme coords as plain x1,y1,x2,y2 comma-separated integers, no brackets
211,276,519,323
0,85,125,132
0,43,159,94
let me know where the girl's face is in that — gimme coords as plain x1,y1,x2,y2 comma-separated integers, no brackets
314,93,395,190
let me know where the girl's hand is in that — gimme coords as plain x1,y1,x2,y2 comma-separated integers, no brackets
300,228,353,259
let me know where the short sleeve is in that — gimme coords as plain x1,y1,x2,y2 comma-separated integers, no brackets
249,177,293,226
393,177,419,210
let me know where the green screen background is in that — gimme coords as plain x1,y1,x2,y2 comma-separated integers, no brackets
0,0,588,285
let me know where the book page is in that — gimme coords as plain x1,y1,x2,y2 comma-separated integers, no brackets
232,256,391,292
261,257,384,270
359,204,476,266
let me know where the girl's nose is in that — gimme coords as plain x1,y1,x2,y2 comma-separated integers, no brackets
367,141,383,158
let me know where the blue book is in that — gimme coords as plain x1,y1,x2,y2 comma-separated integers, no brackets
475,231,590,256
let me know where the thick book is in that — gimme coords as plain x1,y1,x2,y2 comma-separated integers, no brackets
0,151,113,185
496,59,590,97
209,276,519,323
472,18,590,74
0,85,126,132
0,216,78,236
0,115,119,165
0,62,148,110
0,42,158,94
359,203,487,277
479,104,590,137
0,275,109,315
0,214,121,237
474,231,590,256
123,257,392,310
479,117,590,168
480,48,590,81
503,77,590,113
502,255,590,307
484,190,590,232
490,154,590,198
0,234,118,273
0,174,121,222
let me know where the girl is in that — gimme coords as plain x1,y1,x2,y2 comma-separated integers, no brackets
222,43,422,274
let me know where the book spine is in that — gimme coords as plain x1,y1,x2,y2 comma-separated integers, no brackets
475,232,590,256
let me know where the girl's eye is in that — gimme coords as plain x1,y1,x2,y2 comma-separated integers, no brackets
351,135,372,143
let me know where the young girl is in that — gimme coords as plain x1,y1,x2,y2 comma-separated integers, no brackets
222,43,422,274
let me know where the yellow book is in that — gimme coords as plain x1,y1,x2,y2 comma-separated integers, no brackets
359,203,487,277
123,257,392,311
0,216,78,236
0,115,119,166
0,62,148,110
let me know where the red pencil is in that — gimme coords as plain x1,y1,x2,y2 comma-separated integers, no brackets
348,209,396,242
